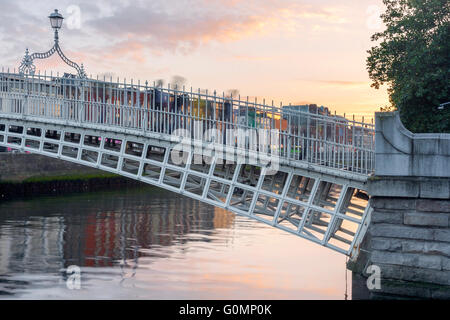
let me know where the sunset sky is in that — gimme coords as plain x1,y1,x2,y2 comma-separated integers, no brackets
0,0,390,120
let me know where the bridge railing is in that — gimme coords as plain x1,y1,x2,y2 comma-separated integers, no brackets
0,71,375,175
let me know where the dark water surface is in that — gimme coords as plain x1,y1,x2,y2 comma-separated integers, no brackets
0,187,349,299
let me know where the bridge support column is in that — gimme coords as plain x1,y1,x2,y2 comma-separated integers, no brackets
349,112,450,299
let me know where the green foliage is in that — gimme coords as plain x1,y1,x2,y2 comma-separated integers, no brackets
379,105,398,112
367,0,450,133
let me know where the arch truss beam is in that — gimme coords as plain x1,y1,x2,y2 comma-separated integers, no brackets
0,116,372,259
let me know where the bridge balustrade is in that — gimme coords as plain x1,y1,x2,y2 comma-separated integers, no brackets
0,71,375,175
0,71,377,258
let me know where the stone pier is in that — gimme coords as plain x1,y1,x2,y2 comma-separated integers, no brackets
350,112,450,299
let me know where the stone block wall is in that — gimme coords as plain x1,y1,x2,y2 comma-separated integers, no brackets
350,112,450,299
362,185,450,299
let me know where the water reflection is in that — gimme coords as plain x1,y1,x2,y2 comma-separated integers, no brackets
0,187,348,299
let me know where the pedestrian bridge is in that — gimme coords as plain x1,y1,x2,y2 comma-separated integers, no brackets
0,71,375,259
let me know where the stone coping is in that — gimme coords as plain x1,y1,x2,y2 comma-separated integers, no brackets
375,112,450,177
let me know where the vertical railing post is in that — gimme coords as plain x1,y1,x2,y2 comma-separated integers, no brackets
351,115,355,172
306,113,310,163
143,80,148,133
79,80,85,124
23,73,28,117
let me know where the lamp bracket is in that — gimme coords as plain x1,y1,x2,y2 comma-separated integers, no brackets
19,30,87,78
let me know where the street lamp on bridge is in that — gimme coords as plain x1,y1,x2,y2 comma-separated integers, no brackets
18,9,87,78
49,9,64,30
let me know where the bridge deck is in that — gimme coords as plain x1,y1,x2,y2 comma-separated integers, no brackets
0,72,374,258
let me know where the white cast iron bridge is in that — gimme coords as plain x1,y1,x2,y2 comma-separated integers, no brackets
0,70,375,259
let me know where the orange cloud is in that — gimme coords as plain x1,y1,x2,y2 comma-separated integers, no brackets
312,80,369,87
86,0,350,61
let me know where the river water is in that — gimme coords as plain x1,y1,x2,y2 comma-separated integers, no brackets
0,186,350,299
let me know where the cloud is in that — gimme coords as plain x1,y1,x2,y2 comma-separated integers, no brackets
308,80,368,87
230,55,274,62
84,0,349,57
0,0,351,74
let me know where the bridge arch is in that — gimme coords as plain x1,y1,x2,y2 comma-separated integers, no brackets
0,71,374,258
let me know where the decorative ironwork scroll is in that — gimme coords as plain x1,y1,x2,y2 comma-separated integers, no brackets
19,30,87,78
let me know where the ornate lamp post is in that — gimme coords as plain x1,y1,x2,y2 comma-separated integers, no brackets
19,9,87,78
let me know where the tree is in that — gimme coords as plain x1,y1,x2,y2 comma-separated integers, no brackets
367,0,450,133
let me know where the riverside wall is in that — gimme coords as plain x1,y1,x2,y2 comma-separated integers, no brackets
350,112,450,299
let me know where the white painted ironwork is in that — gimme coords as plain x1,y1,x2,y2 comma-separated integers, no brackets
18,10,86,78
0,71,374,258
0,71,374,175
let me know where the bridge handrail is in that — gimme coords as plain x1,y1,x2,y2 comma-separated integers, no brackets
0,71,375,175
0,70,375,126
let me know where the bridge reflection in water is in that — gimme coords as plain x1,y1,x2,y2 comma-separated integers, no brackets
0,187,349,299
0,188,233,272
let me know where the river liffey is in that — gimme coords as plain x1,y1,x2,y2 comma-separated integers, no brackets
0,186,349,299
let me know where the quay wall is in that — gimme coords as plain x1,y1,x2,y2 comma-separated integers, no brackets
0,153,143,200
350,112,450,299
0,152,101,182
